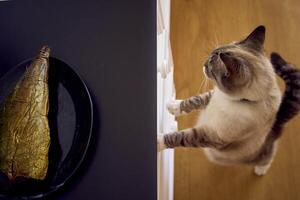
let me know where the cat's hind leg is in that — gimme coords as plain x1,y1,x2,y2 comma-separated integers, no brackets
254,163,272,176
254,141,278,176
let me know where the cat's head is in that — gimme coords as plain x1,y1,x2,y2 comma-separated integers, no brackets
204,25,275,100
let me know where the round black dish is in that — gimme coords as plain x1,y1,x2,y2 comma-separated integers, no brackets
0,57,93,199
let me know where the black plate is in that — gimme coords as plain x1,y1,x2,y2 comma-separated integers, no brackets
0,57,93,199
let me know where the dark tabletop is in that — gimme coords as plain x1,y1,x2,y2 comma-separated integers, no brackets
0,0,156,199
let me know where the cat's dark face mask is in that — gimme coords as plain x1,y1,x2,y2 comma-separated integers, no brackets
203,25,266,93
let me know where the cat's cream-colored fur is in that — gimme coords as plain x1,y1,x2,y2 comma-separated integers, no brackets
165,56,281,174
200,84,281,165
201,54,281,164
160,26,282,175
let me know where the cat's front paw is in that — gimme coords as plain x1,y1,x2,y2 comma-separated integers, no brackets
157,134,167,152
166,100,185,116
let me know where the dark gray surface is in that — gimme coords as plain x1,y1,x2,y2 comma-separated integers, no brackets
0,0,156,199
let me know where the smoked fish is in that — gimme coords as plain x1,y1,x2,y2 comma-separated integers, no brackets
0,46,51,180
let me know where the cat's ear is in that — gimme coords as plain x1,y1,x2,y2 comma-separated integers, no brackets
238,25,265,51
219,52,238,76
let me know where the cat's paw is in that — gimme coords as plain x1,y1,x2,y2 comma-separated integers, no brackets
166,100,185,116
157,134,167,152
254,165,270,176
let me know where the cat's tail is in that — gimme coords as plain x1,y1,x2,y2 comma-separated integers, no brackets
269,52,300,140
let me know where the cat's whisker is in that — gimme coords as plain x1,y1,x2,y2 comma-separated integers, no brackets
197,76,206,94
198,54,208,62
203,48,211,57
204,76,208,92
207,39,215,51
213,31,220,47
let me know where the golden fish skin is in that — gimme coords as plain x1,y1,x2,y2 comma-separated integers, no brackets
0,46,51,180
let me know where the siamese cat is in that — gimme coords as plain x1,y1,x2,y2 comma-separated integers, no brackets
157,26,300,175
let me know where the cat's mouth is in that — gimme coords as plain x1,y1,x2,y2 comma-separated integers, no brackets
203,64,221,89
